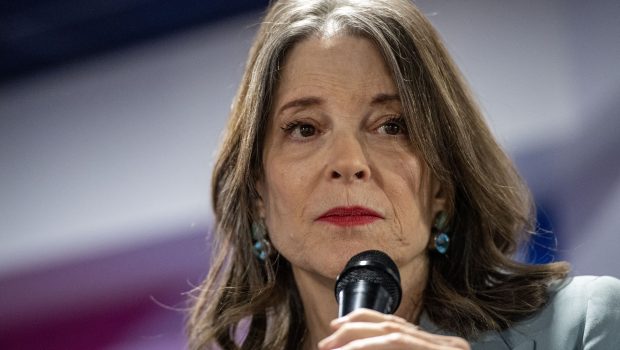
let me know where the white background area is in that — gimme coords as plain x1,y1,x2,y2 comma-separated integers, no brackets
1,0,619,277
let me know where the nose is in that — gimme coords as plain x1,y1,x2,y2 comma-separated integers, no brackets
327,133,371,182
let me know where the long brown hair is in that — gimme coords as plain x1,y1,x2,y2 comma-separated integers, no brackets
187,0,569,348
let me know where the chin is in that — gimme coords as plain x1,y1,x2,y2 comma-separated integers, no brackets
280,237,403,280
285,252,352,282
318,244,382,278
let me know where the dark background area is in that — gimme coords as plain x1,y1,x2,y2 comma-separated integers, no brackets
1,0,269,83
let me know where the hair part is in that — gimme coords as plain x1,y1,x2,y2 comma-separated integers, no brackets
187,1,569,348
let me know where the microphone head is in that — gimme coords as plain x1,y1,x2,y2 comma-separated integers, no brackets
335,250,402,314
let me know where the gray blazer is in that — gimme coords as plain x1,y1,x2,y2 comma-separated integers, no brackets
419,276,620,349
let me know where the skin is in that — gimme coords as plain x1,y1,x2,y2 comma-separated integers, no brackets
256,35,469,350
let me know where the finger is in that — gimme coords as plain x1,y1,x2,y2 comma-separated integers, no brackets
331,309,409,329
319,321,412,349
330,310,442,344
321,321,468,349
327,316,469,349
329,332,468,350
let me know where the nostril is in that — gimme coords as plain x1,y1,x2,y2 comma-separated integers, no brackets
355,171,365,179
332,171,342,179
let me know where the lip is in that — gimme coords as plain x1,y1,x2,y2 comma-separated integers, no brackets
316,206,383,227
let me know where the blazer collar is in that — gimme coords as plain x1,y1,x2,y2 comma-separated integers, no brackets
418,312,535,350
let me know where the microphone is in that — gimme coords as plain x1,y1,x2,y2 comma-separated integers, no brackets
335,250,402,317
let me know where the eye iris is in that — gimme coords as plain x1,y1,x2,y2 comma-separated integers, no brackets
299,124,315,137
384,123,401,135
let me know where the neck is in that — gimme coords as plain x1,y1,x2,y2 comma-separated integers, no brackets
293,257,428,349
293,268,337,350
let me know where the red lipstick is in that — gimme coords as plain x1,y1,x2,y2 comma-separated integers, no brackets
316,206,383,227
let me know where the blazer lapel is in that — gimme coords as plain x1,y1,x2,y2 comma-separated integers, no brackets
471,331,512,350
513,340,536,350
498,328,536,350
472,333,534,350
418,312,536,350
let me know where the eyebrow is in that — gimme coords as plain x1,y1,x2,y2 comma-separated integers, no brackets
277,96,324,115
370,93,400,105
276,93,400,115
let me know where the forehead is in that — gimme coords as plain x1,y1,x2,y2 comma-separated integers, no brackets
274,35,397,104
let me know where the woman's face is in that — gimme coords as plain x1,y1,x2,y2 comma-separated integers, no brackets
257,35,445,282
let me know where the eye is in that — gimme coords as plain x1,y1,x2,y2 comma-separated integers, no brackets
378,116,407,135
281,121,317,139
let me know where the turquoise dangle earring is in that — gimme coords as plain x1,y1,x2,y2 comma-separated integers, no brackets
430,212,450,254
251,221,272,261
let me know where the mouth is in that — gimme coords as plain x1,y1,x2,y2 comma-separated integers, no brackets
316,206,383,227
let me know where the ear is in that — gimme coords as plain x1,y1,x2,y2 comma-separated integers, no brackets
429,175,447,216
254,180,266,219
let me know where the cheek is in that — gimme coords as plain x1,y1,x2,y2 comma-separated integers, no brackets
385,155,434,239
261,171,317,267
261,159,312,233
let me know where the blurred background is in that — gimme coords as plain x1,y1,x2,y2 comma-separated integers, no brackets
1,0,618,348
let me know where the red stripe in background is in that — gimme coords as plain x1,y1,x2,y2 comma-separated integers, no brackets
0,228,211,349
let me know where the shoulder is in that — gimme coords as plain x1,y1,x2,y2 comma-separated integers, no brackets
551,275,620,318
506,275,620,349
571,276,620,347
557,274,620,294
551,275,620,302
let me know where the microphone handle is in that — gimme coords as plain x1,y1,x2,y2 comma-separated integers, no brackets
338,280,394,317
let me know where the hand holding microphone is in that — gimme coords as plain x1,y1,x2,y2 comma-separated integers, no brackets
319,250,470,350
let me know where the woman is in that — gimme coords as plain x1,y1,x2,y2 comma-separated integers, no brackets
188,0,620,349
